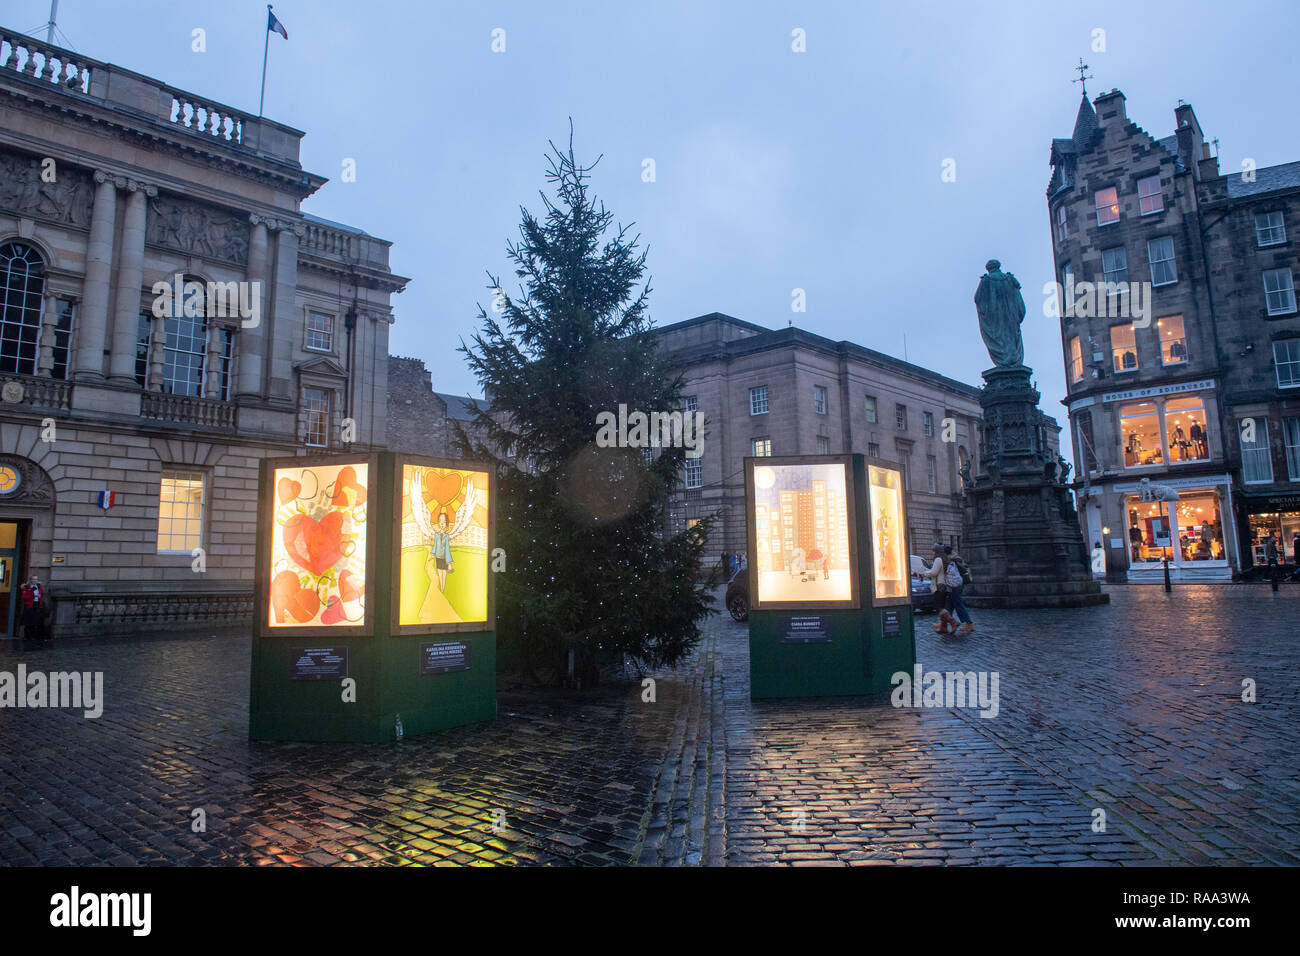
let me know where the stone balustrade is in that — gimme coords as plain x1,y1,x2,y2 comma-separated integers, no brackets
0,372,73,410
0,23,305,164
166,87,246,145
141,392,237,429
301,222,359,260
0,30,91,93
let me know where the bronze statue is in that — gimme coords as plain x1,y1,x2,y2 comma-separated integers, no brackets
974,259,1027,368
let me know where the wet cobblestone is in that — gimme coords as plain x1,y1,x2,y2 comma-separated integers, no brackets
0,584,1296,865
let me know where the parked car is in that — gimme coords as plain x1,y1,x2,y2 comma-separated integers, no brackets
910,554,938,615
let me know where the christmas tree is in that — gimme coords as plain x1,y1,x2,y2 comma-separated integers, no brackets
457,130,716,686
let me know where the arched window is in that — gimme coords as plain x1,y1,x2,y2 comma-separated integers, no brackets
0,241,45,376
162,275,208,397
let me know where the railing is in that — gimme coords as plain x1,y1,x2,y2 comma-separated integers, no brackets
1,26,259,151
72,591,253,628
301,222,358,260
166,86,245,145
0,372,73,410
141,392,237,429
0,30,91,93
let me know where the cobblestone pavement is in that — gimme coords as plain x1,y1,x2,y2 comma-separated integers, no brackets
0,585,1296,865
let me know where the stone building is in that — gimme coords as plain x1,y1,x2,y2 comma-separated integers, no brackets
1048,88,1299,580
0,28,407,641
385,355,488,457
653,313,983,562
1198,156,1300,566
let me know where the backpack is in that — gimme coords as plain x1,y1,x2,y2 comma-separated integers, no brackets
953,557,972,586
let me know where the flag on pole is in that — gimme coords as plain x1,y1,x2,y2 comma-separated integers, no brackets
268,8,289,40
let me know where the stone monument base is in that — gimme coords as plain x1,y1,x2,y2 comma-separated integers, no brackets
961,365,1108,609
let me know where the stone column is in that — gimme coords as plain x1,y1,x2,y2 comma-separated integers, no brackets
204,327,222,398
74,171,118,379
266,224,303,403
107,180,157,382
237,216,271,398
38,294,58,376
148,317,165,391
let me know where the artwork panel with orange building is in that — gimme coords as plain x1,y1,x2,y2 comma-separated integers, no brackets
398,465,490,627
751,461,852,604
268,462,369,628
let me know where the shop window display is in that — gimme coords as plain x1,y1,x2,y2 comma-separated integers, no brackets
1164,397,1209,463
1249,512,1300,566
1126,491,1226,566
1121,402,1163,468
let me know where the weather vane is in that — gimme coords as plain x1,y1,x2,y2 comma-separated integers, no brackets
1073,57,1093,97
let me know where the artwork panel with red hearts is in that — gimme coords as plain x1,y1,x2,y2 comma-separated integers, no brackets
268,463,368,628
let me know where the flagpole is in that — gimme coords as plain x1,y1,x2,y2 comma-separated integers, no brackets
258,5,272,119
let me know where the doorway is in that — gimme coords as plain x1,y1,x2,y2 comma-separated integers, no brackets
0,521,25,638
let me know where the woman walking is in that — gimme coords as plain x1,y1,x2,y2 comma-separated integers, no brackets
925,544,953,634
943,546,975,634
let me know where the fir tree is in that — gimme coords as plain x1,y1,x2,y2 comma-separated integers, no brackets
456,130,715,686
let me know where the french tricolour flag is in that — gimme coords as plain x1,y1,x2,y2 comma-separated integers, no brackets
268,8,289,40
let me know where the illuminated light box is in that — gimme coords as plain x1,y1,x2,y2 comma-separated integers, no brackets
393,460,493,634
746,456,859,611
745,453,916,700
866,461,911,606
264,458,375,635
251,452,496,742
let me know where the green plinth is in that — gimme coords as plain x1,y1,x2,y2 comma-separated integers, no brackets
748,607,915,700
745,453,917,700
249,452,497,742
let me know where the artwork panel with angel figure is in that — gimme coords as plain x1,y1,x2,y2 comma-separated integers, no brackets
399,465,490,626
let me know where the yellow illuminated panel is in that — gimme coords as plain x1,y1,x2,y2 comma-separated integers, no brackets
399,465,490,627
268,462,368,627
868,464,908,602
751,461,852,604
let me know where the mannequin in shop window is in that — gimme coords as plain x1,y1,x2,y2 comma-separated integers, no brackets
1189,420,1206,458
1130,518,1144,561
1172,424,1189,461
1127,431,1142,466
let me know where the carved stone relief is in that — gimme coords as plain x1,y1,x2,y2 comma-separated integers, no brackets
147,194,250,265
0,149,94,228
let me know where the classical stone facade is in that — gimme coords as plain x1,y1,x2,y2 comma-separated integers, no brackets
1049,88,1300,580
654,313,983,562
0,29,407,640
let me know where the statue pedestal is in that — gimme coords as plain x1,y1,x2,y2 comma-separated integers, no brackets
961,366,1108,608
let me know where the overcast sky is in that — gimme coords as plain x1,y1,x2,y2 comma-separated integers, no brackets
12,0,1300,413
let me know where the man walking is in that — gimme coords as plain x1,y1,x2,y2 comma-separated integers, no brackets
1265,533,1280,591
